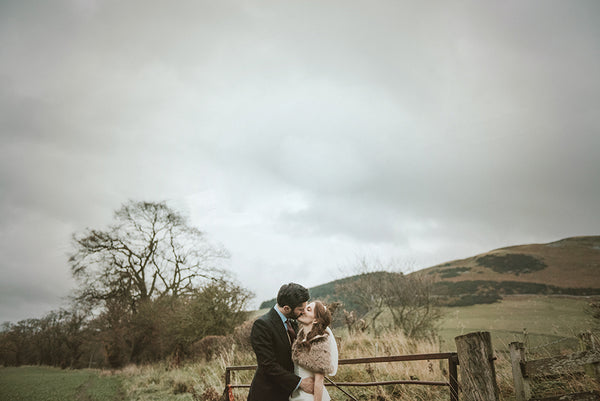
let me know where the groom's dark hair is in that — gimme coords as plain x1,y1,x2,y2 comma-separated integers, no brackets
277,283,309,309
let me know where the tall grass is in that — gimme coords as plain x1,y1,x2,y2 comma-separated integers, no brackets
118,344,257,401
3,329,597,400
117,325,599,401
5,296,593,400
329,329,450,401
119,329,453,401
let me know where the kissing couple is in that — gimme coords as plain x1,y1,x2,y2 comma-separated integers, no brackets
247,283,338,401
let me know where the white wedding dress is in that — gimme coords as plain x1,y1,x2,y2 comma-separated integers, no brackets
289,327,338,401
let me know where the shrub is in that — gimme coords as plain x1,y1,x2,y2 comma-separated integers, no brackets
476,253,547,275
172,380,190,394
231,320,253,352
200,387,220,401
439,267,471,278
444,293,502,307
190,335,233,361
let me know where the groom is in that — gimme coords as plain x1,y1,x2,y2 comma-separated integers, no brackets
247,283,314,401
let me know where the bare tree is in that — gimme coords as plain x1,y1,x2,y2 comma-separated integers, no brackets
69,201,229,310
337,258,441,339
335,258,391,333
382,272,441,339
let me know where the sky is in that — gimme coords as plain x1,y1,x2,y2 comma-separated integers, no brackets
1,0,599,323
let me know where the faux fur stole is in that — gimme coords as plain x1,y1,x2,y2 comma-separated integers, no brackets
291,328,333,374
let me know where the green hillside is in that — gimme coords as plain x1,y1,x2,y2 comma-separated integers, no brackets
259,273,384,310
260,236,600,309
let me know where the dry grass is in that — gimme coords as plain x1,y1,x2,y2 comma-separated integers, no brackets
113,325,599,401
116,344,256,401
515,341,600,401
113,329,454,401
331,329,451,400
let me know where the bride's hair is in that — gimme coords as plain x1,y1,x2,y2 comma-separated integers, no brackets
298,300,331,349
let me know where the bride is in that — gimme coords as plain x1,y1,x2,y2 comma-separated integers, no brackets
289,301,338,401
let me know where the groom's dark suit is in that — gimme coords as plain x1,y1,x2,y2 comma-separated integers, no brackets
247,307,300,401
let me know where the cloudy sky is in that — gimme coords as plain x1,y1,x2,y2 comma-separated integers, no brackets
1,0,599,323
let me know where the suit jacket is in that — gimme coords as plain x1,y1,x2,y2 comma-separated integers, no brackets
247,307,301,401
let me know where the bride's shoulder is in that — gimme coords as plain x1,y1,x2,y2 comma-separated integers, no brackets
310,329,331,343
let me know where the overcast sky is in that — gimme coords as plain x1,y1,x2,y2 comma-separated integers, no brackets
1,0,599,323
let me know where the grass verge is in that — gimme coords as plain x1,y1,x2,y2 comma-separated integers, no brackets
0,366,123,401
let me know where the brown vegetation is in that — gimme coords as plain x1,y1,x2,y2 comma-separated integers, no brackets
190,335,233,361
424,236,600,289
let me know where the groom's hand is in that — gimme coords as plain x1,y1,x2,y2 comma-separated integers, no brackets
300,377,314,394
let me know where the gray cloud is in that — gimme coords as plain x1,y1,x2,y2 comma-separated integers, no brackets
1,0,599,320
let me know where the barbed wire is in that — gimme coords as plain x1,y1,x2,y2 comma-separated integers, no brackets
528,336,571,350
494,337,572,354
494,331,596,354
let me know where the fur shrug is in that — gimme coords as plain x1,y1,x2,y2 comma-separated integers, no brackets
291,328,335,375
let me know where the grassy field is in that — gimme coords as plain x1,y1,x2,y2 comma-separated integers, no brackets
438,295,594,352
0,295,595,401
0,366,124,401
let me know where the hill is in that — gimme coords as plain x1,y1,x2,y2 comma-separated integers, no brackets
259,236,600,309
259,275,359,309
422,236,600,288
425,236,600,305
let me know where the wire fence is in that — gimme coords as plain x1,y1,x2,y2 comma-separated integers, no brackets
223,352,460,401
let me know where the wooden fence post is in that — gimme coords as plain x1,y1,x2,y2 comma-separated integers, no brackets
509,342,532,401
455,331,500,401
448,354,459,401
579,331,600,382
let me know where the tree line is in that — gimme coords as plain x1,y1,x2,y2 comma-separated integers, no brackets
0,201,447,369
0,201,252,368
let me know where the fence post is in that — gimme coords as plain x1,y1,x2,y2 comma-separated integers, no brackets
455,331,500,401
448,354,459,401
509,342,531,401
222,368,233,401
579,331,600,382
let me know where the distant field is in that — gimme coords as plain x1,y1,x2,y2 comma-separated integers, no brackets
438,295,594,352
0,366,123,401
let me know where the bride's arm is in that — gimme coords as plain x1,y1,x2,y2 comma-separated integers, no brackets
313,373,324,401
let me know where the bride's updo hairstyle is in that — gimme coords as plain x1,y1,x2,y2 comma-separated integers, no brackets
298,300,331,350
